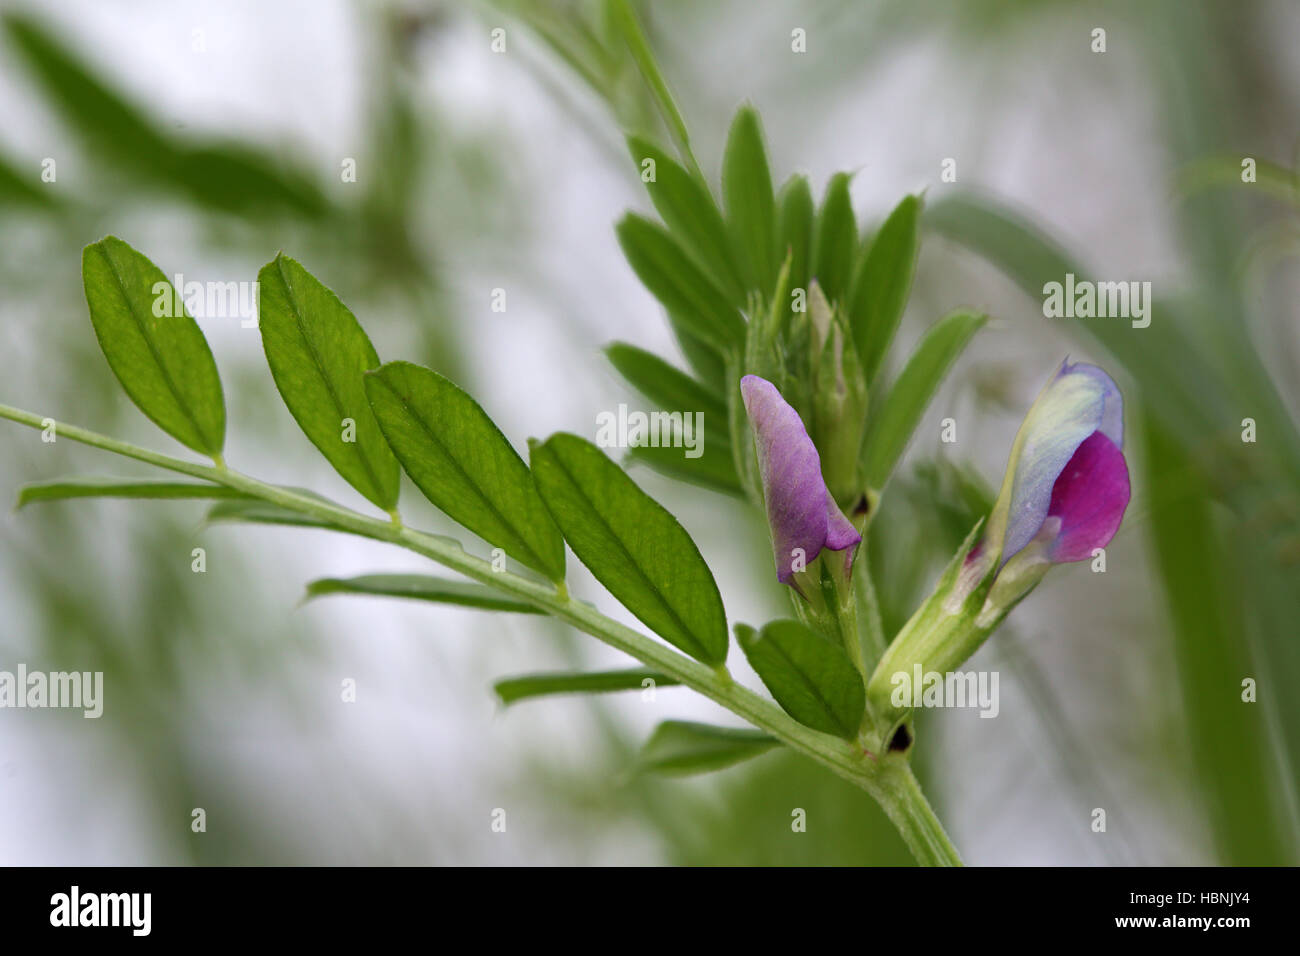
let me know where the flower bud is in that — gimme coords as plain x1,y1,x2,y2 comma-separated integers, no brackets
740,374,860,587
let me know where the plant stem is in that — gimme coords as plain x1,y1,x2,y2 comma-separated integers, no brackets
0,402,964,865
871,762,964,867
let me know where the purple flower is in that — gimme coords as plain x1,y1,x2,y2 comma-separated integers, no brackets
741,375,860,584
990,359,1129,564
953,359,1131,616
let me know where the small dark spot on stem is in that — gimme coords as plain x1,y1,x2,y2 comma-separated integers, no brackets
888,724,913,753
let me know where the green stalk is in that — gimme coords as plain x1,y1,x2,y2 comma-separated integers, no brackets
872,762,963,867
0,402,963,865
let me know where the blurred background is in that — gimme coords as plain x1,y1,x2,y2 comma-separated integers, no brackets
0,0,1297,865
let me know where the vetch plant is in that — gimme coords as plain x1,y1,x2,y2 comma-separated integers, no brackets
0,106,1131,867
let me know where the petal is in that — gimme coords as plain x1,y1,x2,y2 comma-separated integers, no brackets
824,493,861,573
825,498,861,551
987,360,1124,564
1045,430,1131,562
1063,361,1123,446
741,375,860,582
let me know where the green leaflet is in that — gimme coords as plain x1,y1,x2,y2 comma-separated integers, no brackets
777,174,815,298
625,444,743,497
204,497,466,552
737,620,866,739
862,310,987,490
722,105,779,293
604,342,728,426
924,193,1074,295
493,667,678,706
812,172,857,304
627,135,745,304
169,144,327,219
304,574,541,614
0,150,57,207
726,354,759,499
607,0,696,166
849,193,923,382
1146,421,1289,863
616,213,746,352
3,15,325,217
16,477,248,508
529,433,728,665
257,253,400,511
365,361,566,582
5,15,174,176
82,237,226,456
666,314,728,389
637,720,780,776
205,498,349,533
